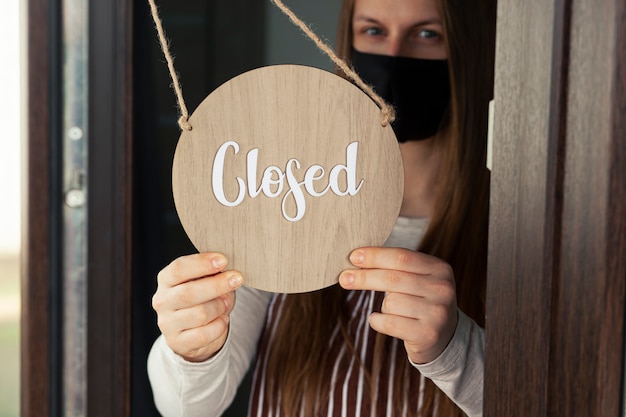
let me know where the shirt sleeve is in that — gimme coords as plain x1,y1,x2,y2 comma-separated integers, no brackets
410,309,484,417
147,286,273,417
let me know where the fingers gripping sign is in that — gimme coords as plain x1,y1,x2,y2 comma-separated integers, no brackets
152,252,244,363
339,247,458,365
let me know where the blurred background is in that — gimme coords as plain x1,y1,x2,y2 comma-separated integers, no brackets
0,0,21,415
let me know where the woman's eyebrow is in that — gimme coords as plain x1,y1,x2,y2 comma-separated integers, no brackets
353,15,383,24
353,14,441,27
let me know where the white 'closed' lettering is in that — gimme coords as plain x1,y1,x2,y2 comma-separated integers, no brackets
211,141,364,222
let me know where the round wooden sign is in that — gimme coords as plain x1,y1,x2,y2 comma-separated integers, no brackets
172,65,403,293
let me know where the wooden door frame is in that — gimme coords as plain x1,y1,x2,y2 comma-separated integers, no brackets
22,0,53,415
23,0,133,415
485,0,626,415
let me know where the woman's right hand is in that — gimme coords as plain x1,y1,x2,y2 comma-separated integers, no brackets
151,252,244,363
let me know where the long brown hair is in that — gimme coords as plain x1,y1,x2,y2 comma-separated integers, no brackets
263,0,496,415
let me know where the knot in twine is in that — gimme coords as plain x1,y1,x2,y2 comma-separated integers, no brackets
178,115,192,131
379,99,396,126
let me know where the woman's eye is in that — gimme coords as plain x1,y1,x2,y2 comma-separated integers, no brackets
415,29,440,40
363,27,385,37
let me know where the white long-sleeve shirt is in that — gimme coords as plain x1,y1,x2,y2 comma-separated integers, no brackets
148,217,484,417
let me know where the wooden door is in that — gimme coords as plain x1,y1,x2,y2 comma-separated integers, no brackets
484,0,626,415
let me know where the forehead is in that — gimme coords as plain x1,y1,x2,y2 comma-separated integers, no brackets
352,0,442,25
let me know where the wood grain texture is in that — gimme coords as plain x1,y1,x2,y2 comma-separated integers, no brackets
22,0,52,416
486,0,626,415
548,0,626,415
485,0,562,415
172,65,403,293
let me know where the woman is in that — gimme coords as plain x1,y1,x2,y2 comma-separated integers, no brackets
148,0,495,415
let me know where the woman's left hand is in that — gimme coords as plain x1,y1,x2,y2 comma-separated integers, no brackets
339,246,458,365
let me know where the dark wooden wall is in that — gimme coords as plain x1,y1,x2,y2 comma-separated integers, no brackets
484,0,626,415
22,0,52,415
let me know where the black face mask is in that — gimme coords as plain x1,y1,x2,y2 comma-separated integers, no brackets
351,48,451,142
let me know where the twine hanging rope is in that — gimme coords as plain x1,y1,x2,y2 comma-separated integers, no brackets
147,0,192,131
147,0,396,130
271,0,395,126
